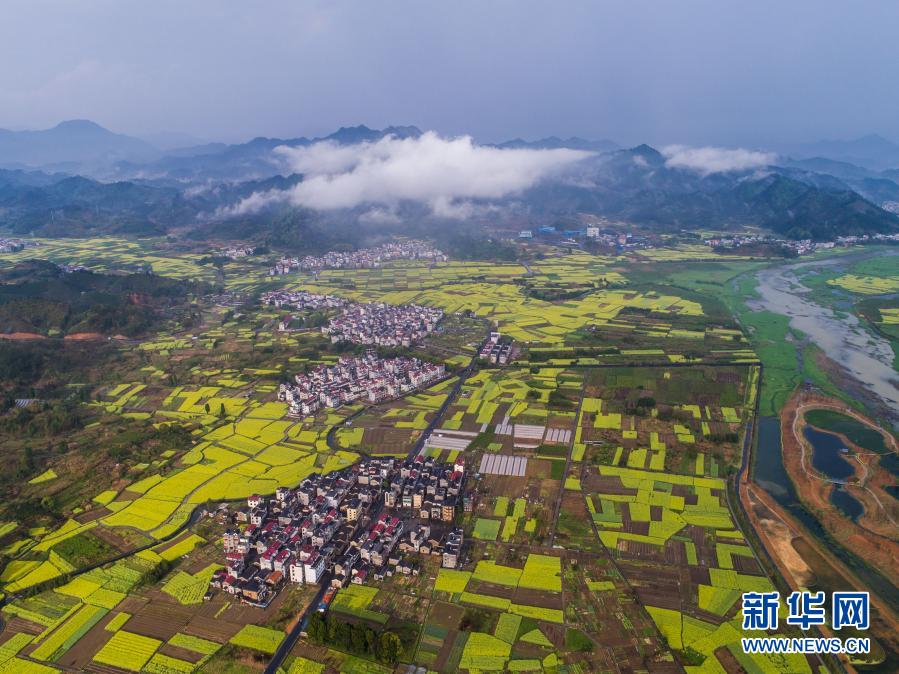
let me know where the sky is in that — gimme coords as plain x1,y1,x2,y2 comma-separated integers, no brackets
1,1,897,147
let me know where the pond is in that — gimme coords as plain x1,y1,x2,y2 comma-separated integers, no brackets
830,484,864,520
803,426,855,481
754,417,899,609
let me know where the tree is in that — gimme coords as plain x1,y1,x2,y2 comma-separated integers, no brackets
377,632,402,664
350,624,367,653
364,627,377,655
326,615,339,643
307,613,326,643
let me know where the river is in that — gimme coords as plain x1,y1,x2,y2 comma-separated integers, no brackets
750,252,899,667
752,251,899,427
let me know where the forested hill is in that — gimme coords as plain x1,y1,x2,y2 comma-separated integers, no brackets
0,260,205,337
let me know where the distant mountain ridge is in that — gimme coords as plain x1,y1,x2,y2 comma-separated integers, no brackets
0,121,897,241
785,134,899,170
513,145,899,239
107,124,426,181
0,120,158,169
497,136,618,152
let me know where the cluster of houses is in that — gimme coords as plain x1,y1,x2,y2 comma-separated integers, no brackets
211,456,467,606
262,290,349,312
479,331,515,365
261,290,349,331
268,240,447,276
212,245,256,260
706,232,899,255
322,302,444,347
705,234,835,255
261,289,443,348
278,351,446,415
519,227,649,250
0,238,33,253
836,232,899,245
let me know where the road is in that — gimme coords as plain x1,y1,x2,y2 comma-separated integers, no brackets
263,575,331,674
408,337,488,460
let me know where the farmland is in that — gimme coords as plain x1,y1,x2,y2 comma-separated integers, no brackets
0,235,875,673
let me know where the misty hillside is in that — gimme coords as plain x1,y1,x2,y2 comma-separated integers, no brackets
786,134,899,171
107,125,425,182
0,123,898,241
515,145,899,239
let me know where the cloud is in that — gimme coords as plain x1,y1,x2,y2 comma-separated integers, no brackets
662,145,777,175
226,131,591,218
214,188,288,218
358,207,401,225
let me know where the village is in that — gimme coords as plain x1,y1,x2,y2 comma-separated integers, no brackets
322,302,444,347
705,231,899,255
0,237,35,253
211,454,467,608
278,351,446,415
268,240,447,275
262,288,444,348
262,289,349,313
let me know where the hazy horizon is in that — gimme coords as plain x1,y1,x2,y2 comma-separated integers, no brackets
2,1,899,147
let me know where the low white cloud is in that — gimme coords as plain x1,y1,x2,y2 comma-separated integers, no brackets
215,188,288,218
662,145,777,175
358,207,401,225
225,131,591,218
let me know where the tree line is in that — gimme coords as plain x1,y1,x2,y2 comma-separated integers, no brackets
305,612,404,665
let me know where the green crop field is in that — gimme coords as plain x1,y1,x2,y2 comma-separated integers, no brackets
229,624,285,654
93,630,163,671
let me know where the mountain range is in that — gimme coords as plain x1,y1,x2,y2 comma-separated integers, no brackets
0,121,897,242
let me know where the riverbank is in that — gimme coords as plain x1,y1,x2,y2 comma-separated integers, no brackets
751,250,899,428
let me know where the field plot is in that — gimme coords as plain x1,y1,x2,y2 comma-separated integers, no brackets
0,246,809,674
824,253,899,295
423,546,672,673
576,366,748,474
479,454,527,476
334,376,456,457
330,585,389,624
578,365,816,673
435,368,581,452
0,529,304,672
448,367,583,545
